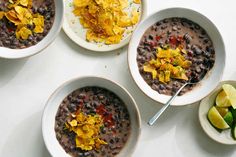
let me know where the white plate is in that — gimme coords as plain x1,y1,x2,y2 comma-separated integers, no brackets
63,0,145,52
42,76,141,157
128,7,225,106
199,80,236,145
0,0,64,59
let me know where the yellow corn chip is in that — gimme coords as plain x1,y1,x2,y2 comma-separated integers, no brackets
119,0,128,9
117,15,132,27
2,0,45,40
0,11,5,20
15,6,33,24
143,46,192,83
133,0,141,4
105,35,122,44
16,26,32,39
19,0,30,7
73,0,140,44
143,64,157,79
5,10,21,24
66,111,107,151
74,0,90,8
33,14,44,33
113,25,125,35
131,9,140,24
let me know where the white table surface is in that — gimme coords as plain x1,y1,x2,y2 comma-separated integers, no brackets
1,0,236,156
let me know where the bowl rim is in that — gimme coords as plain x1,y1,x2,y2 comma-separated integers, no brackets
42,75,142,157
0,0,64,59
198,80,236,145
127,7,225,106
62,0,147,52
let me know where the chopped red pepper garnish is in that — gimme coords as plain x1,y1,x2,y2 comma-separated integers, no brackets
96,104,115,128
155,35,161,41
169,36,177,46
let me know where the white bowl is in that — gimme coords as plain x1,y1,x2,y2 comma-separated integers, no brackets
128,7,225,106
63,0,146,52
42,76,141,157
0,0,64,59
199,80,236,145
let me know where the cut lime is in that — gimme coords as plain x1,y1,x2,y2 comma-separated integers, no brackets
216,106,229,117
222,84,236,109
232,124,236,140
208,106,230,130
223,111,233,127
215,90,231,107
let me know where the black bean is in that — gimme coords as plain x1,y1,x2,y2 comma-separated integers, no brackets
161,25,167,29
184,33,192,44
195,67,201,73
201,30,206,35
68,103,77,112
195,25,200,30
167,30,172,35
159,84,165,90
110,139,115,144
151,84,158,90
84,152,90,156
186,44,191,49
203,38,209,44
172,26,177,31
148,35,153,40
156,22,161,26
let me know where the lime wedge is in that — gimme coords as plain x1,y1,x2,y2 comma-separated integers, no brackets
232,124,236,140
222,84,236,109
223,111,233,127
216,106,229,117
215,90,231,107
208,106,230,129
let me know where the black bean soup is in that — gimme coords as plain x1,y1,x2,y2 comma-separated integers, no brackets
137,17,215,95
0,0,55,49
55,87,131,157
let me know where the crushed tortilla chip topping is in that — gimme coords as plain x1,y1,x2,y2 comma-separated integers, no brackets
65,111,107,151
16,26,32,39
133,0,141,4
0,0,44,40
143,46,192,83
73,0,141,44
0,12,5,20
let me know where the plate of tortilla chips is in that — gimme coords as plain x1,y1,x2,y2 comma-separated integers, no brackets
63,0,144,52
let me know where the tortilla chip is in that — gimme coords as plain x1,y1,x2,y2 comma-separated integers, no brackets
33,14,44,33
73,0,141,44
0,11,5,20
74,0,90,8
133,0,141,4
131,9,140,24
16,26,32,39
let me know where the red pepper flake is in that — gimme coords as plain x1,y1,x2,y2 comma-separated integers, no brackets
7,27,14,32
96,104,115,128
155,35,161,41
169,35,177,46
177,35,183,43
96,104,106,115
148,41,156,47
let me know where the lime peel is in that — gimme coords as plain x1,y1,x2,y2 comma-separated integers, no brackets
222,84,236,109
208,106,230,130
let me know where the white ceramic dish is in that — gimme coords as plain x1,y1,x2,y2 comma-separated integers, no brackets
42,76,141,157
128,7,225,106
63,0,145,52
0,0,64,59
199,80,236,145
